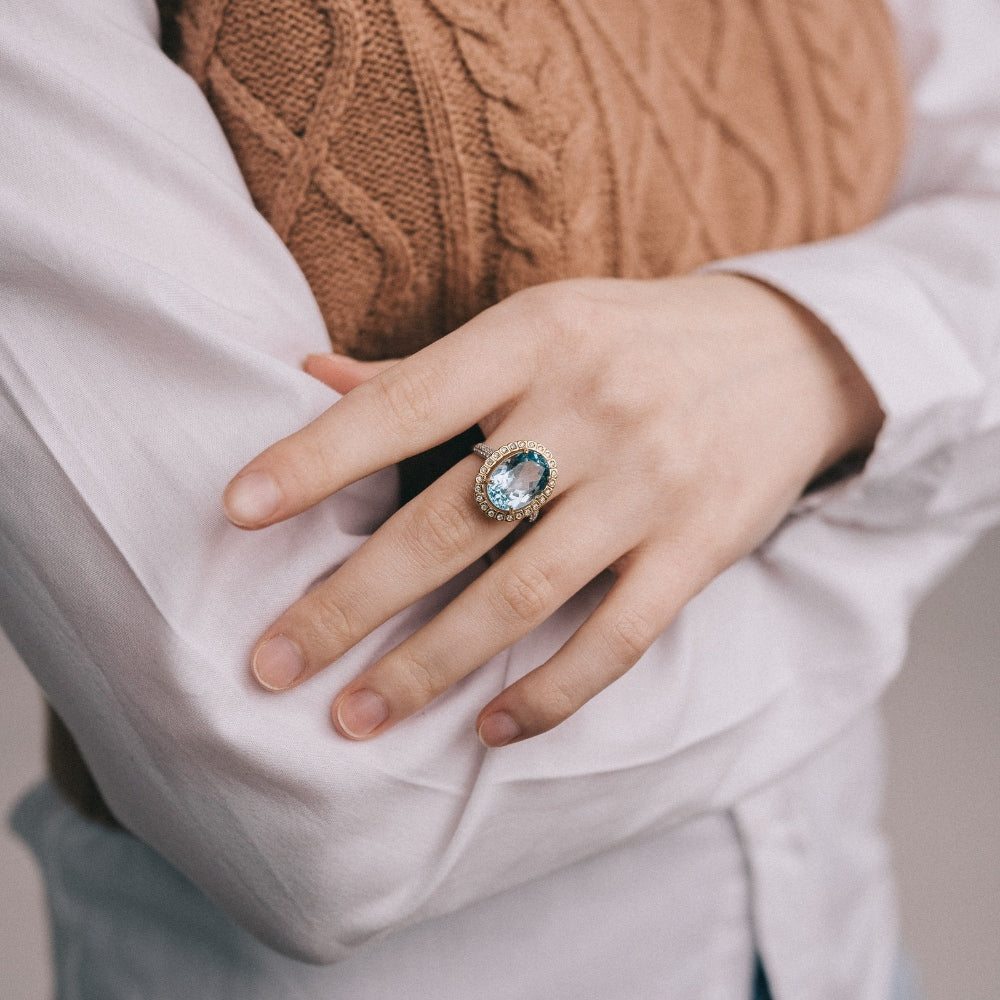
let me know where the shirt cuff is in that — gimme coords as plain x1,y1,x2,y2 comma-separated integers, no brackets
704,225,987,528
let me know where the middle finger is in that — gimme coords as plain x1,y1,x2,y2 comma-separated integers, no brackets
250,454,512,691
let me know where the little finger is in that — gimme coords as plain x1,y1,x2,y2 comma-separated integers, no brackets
475,555,700,746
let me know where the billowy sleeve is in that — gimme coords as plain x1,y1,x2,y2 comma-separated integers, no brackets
2,0,998,965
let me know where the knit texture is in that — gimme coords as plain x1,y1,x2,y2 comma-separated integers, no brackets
170,0,906,360
48,1,907,829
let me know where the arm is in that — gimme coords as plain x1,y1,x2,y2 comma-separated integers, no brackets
220,0,1000,754
2,0,999,965
707,0,1000,534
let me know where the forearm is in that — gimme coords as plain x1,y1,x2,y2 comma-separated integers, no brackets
4,0,1000,966
0,0,790,958
707,0,1000,531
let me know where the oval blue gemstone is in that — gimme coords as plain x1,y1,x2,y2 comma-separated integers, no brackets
486,450,550,511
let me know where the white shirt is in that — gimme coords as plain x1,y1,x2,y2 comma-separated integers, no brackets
1,0,998,997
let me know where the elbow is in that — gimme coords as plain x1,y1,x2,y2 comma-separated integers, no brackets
136,753,465,966
211,826,446,965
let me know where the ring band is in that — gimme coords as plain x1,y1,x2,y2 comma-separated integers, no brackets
473,440,558,523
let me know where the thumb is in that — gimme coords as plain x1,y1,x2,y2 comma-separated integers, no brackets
303,353,399,394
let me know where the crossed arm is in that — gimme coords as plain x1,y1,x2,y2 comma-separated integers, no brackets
223,273,882,748
3,0,1000,965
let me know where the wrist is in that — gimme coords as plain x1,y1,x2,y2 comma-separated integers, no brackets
717,274,885,485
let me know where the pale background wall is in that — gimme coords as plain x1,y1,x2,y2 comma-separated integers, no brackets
2,526,998,1000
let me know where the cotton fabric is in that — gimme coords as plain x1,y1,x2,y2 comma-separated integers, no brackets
2,0,1000,997
167,0,904,358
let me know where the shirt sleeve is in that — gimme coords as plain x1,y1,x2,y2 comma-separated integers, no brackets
2,0,999,966
706,0,1000,533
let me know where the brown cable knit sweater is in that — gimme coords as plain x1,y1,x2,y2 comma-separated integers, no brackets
52,0,906,827
171,0,905,359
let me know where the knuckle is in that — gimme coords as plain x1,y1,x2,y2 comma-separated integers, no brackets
580,353,663,436
512,281,602,362
525,670,585,733
659,434,705,487
374,365,438,430
402,494,476,567
544,671,584,723
608,606,657,663
384,645,442,707
301,587,360,653
493,561,555,626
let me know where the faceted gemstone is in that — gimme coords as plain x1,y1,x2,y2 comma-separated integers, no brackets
486,450,551,511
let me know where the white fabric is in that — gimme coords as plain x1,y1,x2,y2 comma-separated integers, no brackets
1,0,998,996
12,780,754,999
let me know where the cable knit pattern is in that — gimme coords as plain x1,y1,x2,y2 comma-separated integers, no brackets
51,0,907,831
165,0,905,360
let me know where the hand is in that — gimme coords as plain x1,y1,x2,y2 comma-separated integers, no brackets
223,275,882,747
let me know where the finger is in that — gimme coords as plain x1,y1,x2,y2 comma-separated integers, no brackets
250,456,510,691
329,490,632,739
252,424,576,690
223,308,535,528
303,353,397,394
475,552,702,747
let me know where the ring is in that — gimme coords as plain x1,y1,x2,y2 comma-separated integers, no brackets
472,440,558,523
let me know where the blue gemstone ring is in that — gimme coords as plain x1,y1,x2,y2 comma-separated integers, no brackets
473,441,558,523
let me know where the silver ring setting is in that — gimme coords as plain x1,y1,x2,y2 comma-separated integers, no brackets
473,440,558,523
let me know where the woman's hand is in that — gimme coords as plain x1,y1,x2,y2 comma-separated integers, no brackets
223,274,882,747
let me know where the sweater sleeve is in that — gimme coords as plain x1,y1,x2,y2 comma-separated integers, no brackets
3,0,999,966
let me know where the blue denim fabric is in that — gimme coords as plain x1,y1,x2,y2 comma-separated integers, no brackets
752,958,772,1000
752,954,923,1000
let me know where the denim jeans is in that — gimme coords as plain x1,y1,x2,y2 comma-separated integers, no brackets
753,954,923,1000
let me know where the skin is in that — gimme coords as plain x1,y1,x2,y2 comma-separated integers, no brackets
223,274,883,748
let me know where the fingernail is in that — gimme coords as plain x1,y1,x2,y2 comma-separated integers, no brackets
477,711,522,748
252,636,305,690
336,689,390,739
224,471,281,526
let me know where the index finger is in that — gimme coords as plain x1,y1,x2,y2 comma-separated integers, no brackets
222,307,533,528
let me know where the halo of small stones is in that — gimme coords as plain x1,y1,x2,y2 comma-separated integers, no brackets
474,441,558,522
